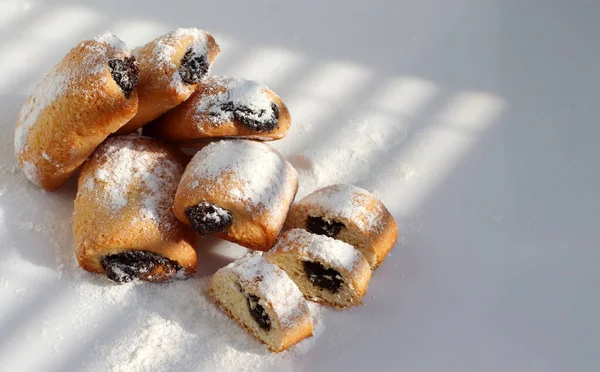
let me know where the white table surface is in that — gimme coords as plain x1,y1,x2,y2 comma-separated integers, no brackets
0,0,599,371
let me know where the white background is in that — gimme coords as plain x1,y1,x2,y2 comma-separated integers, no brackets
0,0,599,371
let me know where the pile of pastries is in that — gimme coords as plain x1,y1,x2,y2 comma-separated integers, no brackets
14,28,398,352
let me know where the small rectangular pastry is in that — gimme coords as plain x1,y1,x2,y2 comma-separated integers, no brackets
144,76,291,142
73,136,197,283
15,32,140,191
265,229,371,308
284,184,398,270
173,139,298,251
210,253,313,352
117,28,220,134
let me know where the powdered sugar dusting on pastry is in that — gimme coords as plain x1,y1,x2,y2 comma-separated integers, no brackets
185,140,297,226
298,184,384,232
226,253,307,328
147,28,210,94
14,66,68,156
94,32,129,53
193,76,275,126
273,229,364,272
20,160,40,185
84,136,184,226
15,32,133,186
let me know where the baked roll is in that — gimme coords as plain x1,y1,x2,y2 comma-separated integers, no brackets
117,28,220,134
173,140,298,251
285,184,398,269
144,76,291,143
265,229,371,308
210,253,313,352
15,32,139,191
73,135,197,283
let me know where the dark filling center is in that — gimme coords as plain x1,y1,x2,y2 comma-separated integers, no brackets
217,101,279,132
246,293,271,331
179,49,209,84
108,56,139,98
100,251,182,283
185,202,233,235
306,216,344,238
303,261,343,293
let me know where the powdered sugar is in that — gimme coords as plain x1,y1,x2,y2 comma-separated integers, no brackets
200,203,230,224
185,140,297,225
297,184,384,232
193,76,275,126
94,32,129,53
20,160,40,185
147,28,210,94
226,253,307,328
273,229,364,272
14,66,68,155
14,32,132,186
85,136,183,225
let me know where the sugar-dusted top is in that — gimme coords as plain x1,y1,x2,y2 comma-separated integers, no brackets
94,32,129,53
297,184,384,232
184,140,297,226
193,76,275,126
14,66,67,157
15,32,131,185
82,136,184,228
146,28,210,94
272,229,365,272
226,253,306,327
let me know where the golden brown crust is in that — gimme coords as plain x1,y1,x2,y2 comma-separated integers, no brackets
73,136,197,281
284,185,398,270
173,140,298,251
209,278,313,352
145,77,291,142
117,29,220,134
265,229,372,308
15,35,138,191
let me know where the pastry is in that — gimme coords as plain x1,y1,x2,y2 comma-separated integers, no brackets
15,32,139,191
284,184,398,269
117,28,220,134
210,253,313,352
173,140,298,251
73,135,197,283
145,76,291,143
265,229,371,308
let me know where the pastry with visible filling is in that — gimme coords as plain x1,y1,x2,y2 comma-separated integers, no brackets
145,76,291,142
284,184,398,269
117,28,220,134
15,32,139,191
210,253,313,352
73,136,197,283
173,140,298,251
265,229,371,308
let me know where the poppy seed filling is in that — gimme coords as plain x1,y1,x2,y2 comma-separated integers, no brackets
185,202,233,235
179,49,209,84
108,56,139,98
217,101,279,132
306,216,344,238
100,251,182,283
303,260,343,293
237,283,271,331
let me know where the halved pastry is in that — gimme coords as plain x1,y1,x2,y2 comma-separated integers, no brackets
210,253,313,352
265,229,371,308
285,184,398,269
